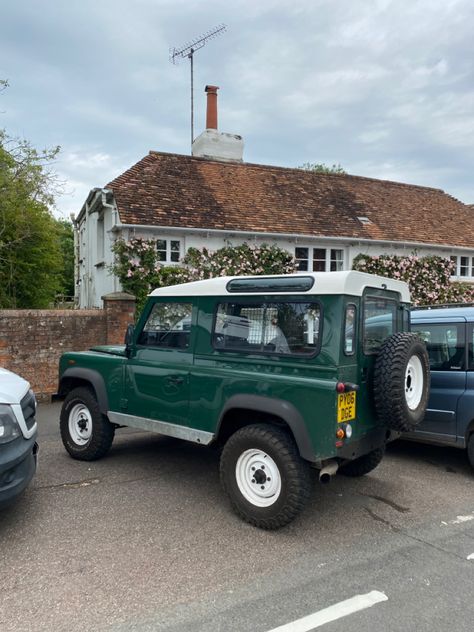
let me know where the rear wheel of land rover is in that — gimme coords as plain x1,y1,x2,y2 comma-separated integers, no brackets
339,447,385,477
374,332,430,433
60,387,115,460
220,424,312,530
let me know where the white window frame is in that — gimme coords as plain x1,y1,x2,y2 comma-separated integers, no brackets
450,255,474,279
156,238,182,264
295,246,345,272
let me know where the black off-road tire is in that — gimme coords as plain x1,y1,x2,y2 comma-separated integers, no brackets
339,447,385,477
220,424,312,530
60,387,115,461
374,332,430,433
467,433,474,470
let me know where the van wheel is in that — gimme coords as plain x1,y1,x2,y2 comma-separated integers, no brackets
220,424,312,530
60,387,115,461
467,433,474,470
374,333,430,433
339,447,385,477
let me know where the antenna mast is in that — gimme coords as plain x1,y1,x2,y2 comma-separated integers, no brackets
170,24,227,148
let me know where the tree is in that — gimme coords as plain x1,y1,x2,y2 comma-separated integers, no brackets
55,218,75,298
299,162,346,175
0,128,64,308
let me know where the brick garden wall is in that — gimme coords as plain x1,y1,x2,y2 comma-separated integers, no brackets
0,293,135,402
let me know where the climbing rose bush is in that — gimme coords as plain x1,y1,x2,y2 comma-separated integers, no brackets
352,253,474,306
111,239,297,312
182,244,297,279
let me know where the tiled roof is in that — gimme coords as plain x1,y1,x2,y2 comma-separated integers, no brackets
106,151,474,248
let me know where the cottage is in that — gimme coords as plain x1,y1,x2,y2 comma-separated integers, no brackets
75,86,474,308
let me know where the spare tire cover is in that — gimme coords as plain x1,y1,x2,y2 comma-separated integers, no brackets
374,332,430,433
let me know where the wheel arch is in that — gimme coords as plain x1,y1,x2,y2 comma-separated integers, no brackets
58,368,109,414
216,395,316,462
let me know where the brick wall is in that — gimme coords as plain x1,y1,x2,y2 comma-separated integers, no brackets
0,293,135,402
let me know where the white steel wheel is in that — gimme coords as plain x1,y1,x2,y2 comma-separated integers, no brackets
235,448,282,507
405,354,424,411
68,403,93,445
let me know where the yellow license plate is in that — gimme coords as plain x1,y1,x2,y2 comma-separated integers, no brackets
337,391,356,423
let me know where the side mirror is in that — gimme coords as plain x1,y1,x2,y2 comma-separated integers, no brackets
124,324,135,355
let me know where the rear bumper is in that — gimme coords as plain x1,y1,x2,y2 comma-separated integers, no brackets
336,426,398,460
0,436,38,510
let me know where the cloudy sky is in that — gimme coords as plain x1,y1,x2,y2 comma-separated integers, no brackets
1,0,473,218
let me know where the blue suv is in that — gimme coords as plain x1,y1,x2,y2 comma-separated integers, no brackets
410,305,474,469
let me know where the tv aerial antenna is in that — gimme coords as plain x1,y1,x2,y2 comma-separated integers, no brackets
170,24,227,147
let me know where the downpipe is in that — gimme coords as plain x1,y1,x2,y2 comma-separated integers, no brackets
319,460,339,484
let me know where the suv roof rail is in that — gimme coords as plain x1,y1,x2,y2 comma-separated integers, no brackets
412,302,474,311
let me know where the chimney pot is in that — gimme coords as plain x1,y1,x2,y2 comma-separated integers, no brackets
205,85,219,130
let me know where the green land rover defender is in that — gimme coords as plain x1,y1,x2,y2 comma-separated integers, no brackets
58,271,430,529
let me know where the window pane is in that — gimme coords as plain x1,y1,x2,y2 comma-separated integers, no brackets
363,297,397,353
450,255,458,276
295,247,309,271
344,305,356,354
330,249,344,271
138,302,192,348
313,248,326,272
170,240,180,262
460,256,469,276
469,325,474,371
214,302,320,356
156,239,167,262
412,323,465,371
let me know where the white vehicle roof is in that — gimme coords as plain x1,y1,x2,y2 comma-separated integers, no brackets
150,271,411,303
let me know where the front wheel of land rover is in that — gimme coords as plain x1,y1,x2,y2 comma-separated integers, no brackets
220,424,312,530
60,387,115,460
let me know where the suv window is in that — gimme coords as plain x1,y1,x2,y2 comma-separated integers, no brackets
411,322,465,371
363,297,397,354
213,301,321,356
469,325,474,371
138,302,192,349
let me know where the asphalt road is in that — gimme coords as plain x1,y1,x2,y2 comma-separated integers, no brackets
1,402,473,632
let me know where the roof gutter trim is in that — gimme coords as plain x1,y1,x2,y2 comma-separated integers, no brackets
112,223,474,253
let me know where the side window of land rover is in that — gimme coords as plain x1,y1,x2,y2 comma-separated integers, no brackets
213,301,321,356
137,302,192,349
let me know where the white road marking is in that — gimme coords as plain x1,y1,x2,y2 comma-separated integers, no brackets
467,553,474,561
265,590,388,632
441,512,474,526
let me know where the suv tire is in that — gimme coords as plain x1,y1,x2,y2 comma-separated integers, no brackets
467,433,474,470
339,447,385,477
374,332,430,433
60,387,115,461
220,424,312,530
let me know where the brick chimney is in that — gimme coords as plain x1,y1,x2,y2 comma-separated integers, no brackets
205,85,219,130
192,86,244,162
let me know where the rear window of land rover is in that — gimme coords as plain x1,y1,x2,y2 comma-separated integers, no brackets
213,300,321,356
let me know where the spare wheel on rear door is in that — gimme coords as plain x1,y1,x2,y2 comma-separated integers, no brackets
374,332,430,433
